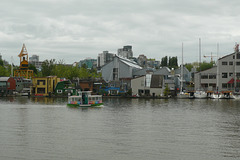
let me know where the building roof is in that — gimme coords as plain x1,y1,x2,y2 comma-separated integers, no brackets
150,75,163,88
153,67,171,75
133,68,154,76
117,55,142,69
0,77,10,82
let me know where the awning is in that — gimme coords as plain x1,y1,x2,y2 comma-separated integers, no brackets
227,78,240,84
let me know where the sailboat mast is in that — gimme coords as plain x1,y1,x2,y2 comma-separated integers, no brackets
216,43,219,92
199,38,201,89
181,42,183,92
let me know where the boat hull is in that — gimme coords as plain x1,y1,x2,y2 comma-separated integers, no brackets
67,103,103,107
194,91,208,99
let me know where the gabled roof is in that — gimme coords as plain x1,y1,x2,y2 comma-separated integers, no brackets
218,52,235,60
133,68,154,76
117,55,142,69
174,66,189,74
153,67,171,75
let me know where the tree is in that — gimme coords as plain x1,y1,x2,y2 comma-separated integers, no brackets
29,64,38,75
0,66,7,76
185,63,194,72
197,61,215,72
161,56,168,67
41,59,56,76
163,84,171,97
169,56,178,69
0,59,3,66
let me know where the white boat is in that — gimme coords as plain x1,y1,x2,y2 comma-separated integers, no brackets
67,91,103,107
211,92,235,99
177,92,190,99
194,90,208,99
211,93,224,99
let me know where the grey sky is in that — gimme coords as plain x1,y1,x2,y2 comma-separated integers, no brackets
1,0,240,65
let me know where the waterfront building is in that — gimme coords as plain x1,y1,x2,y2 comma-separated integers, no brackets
117,45,133,59
55,80,77,96
14,77,32,96
97,51,115,68
101,55,142,94
101,55,142,83
31,76,60,96
0,77,16,96
131,74,164,97
153,67,176,95
194,51,240,92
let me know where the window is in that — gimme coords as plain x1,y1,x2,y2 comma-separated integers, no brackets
236,62,240,66
201,83,208,88
222,61,228,65
222,73,228,78
229,61,233,65
57,90,62,93
37,80,46,85
138,89,144,95
237,53,240,59
209,74,216,79
144,89,150,96
37,88,45,94
113,68,118,80
141,80,144,86
222,83,227,88
145,74,151,87
237,73,240,78
201,75,208,79
229,73,233,77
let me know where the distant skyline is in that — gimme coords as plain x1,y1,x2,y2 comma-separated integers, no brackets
1,0,240,65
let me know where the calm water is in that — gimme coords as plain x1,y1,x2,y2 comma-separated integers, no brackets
0,97,240,160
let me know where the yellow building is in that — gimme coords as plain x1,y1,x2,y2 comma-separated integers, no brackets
31,76,60,96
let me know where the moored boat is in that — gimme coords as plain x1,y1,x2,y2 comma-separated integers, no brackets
67,91,103,107
194,90,208,99
210,91,235,99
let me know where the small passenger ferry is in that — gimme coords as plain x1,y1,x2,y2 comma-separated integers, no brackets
67,91,103,107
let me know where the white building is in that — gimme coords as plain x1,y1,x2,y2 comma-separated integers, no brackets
97,51,115,68
194,51,240,92
117,45,133,59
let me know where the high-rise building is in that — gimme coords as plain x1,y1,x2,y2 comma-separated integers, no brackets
97,51,115,68
117,45,133,59
29,54,43,69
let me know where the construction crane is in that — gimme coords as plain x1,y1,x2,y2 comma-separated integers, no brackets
203,52,217,62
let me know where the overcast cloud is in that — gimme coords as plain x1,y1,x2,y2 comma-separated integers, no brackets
1,0,240,65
